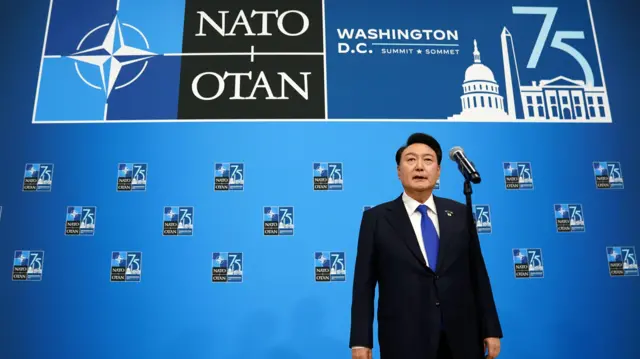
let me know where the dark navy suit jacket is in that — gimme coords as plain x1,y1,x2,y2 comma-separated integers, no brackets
349,194,503,359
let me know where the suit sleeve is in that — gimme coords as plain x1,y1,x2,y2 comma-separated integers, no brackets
349,209,377,348
466,206,503,339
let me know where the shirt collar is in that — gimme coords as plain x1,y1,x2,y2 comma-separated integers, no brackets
402,191,437,215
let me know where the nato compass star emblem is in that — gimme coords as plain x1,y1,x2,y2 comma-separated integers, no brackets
69,15,156,99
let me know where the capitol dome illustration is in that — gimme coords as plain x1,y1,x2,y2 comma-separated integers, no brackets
449,40,511,121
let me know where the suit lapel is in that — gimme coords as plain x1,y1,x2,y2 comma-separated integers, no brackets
385,195,428,269
434,196,456,273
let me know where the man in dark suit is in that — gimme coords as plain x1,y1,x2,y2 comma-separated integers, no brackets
349,133,503,359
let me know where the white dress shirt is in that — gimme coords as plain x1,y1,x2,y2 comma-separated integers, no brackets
352,192,441,350
401,191,441,268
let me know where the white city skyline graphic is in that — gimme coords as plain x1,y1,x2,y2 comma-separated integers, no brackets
449,25,609,122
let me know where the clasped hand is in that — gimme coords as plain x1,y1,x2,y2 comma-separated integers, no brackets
351,347,371,359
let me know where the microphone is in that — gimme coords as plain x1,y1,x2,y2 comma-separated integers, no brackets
449,146,481,184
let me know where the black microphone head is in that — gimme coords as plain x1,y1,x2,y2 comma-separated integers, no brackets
449,146,464,161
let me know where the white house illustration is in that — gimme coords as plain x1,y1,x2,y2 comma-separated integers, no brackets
500,27,609,121
449,28,610,122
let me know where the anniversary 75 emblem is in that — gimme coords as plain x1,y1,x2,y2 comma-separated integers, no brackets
163,206,194,236
13,250,44,281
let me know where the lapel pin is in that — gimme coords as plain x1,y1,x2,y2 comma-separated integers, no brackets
445,210,454,217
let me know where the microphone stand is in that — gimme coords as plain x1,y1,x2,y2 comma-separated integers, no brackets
461,175,487,358
464,179,478,238
458,162,479,237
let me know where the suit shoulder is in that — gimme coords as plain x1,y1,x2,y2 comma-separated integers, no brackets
363,199,396,215
434,196,466,211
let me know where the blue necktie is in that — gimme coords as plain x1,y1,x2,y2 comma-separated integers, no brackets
417,204,439,270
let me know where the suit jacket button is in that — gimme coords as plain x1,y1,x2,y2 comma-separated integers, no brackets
435,301,440,307
435,275,439,280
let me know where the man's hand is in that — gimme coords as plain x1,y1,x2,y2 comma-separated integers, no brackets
352,347,372,359
484,337,501,359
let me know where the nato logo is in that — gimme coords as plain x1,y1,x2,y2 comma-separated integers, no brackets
163,206,194,236
554,204,585,232
314,251,346,282
473,205,492,234
434,179,440,190
503,162,533,190
212,252,243,283
12,250,44,281
65,206,97,236
214,163,244,191
606,246,638,277
512,248,543,278
263,206,294,236
593,162,624,189
313,162,343,191
23,163,54,192
111,251,142,282
33,0,326,123
117,163,147,191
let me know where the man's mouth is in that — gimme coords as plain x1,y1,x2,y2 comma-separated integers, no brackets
413,175,427,180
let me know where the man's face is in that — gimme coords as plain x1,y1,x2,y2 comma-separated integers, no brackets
397,143,440,192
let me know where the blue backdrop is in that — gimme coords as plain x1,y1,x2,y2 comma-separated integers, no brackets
1,0,638,358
